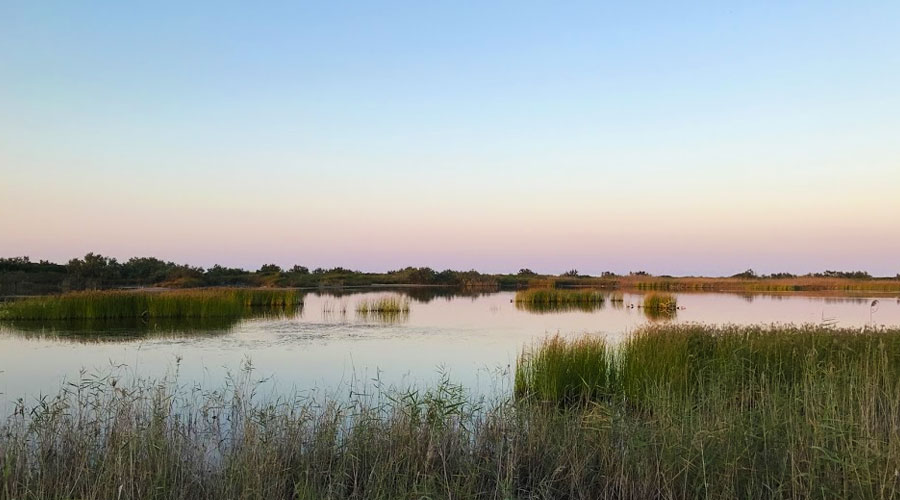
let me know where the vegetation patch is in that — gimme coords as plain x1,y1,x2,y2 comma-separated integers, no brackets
355,296,410,314
0,288,301,321
515,288,605,307
641,292,677,311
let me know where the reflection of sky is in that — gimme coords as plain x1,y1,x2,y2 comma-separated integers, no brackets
2,291,899,412
2,2,900,275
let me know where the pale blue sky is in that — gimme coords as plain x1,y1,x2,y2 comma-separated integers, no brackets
1,1,898,274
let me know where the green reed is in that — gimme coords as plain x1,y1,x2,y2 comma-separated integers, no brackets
642,291,676,310
514,335,613,406
355,296,410,314
514,288,605,307
0,288,301,321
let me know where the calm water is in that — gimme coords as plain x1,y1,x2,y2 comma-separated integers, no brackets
1,290,899,409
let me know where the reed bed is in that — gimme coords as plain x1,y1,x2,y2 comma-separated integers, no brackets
627,276,900,292
0,288,301,321
4,325,900,499
514,288,605,308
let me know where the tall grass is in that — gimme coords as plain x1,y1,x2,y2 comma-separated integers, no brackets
514,288,605,313
513,324,900,498
514,335,613,406
3,325,900,498
355,296,410,323
642,292,676,311
0,288,301,321
355,296,410,314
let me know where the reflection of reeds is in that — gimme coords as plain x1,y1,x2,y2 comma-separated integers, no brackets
321,300,348,321
1,316,242,343
356,309,410,324
515,301,604,314
0,289,302,321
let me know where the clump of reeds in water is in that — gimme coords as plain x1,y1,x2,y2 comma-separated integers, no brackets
355,296,410,323
642,292,676,311
641,292,677,320
0,288,301,321
355,296,410,314
514,288,605,312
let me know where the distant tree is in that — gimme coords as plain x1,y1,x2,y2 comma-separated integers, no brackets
629,271,650,276
407,267,437,284
434,269,461,285
561,269,579,277
121,257,176,284
0,257,31,272
258,264,283,274
732,269,758,279
289,265,309,274
207,264,249,276
601,271,617,278
65,253,121,289
818,270,872,279
517,268,536,276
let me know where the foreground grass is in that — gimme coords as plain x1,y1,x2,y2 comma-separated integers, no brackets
0,288,301,321
3,325,900,499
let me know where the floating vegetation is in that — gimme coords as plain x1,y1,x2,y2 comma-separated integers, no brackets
0,288,302,321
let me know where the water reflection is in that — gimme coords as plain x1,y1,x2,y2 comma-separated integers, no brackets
643,307,677,322
515,301,605,314
0,310,295,342
355,310,410,324
1,316,238,342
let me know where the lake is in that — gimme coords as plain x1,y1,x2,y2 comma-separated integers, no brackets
2,289,899,411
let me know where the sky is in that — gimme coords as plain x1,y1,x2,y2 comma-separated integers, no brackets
1,1,898,276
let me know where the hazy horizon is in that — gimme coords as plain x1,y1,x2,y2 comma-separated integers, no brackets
2,2,899,275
